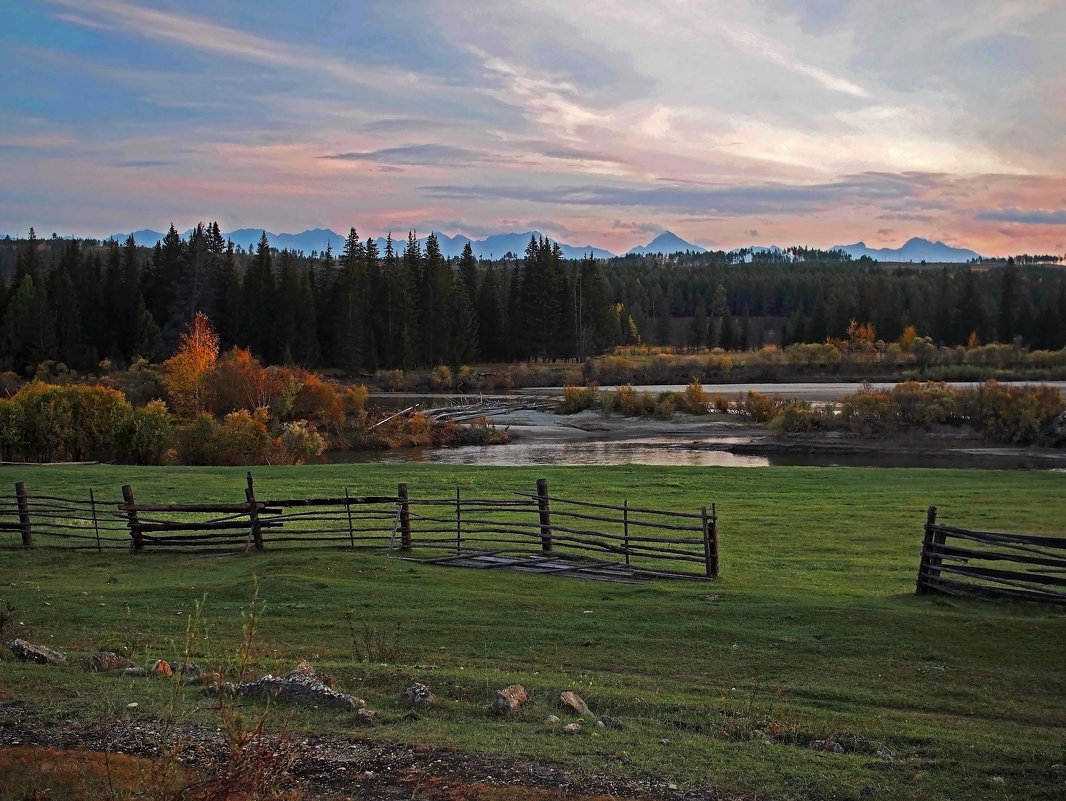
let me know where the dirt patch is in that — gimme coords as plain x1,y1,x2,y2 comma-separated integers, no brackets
0,712,740,801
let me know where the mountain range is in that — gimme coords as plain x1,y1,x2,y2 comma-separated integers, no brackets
832,237,980,262
104,228,980,262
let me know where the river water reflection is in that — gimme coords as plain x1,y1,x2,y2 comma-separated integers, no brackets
319,436,1064,470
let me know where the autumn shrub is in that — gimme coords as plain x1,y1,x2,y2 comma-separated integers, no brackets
117,399,176,464
559,383,598,414
614,384,657,416
290,373,344,428
448,416,511,446
374,369,410,392
278,420,327,464
959,380,1064,444
175,409,280,465
712,393,732,414
890,381,962,427
682,379,709,414
654,392,677,419
767,401,832,434
840,384,898,436
430,365,454,390
586,354,638,385
741,391,780,423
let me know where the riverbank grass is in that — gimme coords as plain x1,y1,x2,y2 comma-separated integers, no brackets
1,464,1064,801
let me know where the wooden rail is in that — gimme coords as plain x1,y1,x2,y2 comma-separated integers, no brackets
1,477,720,579
915,507,1066,604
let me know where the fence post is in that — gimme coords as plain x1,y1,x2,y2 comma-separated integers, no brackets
536,477,553,553
455,486,462,553
916,505,939,594
89,487,102,554
622,498,630,566
246,472,264,551
701,505,715,578
344,487,355,549
397,483,412,550
122,485,143,552
710,503,719,578
15,482,32,549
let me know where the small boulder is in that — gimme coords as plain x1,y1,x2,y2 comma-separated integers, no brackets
7,639,67,665
875,747,893,761
404,683,434,708
1050,764,1066,782
563,723,582,735
487,684,529,715
356,708,377,726
560,690,592,716
544,715,560,725
599,716,624,730
171,661,200,676
84,651,133,672
122,666,147,678
150,660,172,675
240,673,365,710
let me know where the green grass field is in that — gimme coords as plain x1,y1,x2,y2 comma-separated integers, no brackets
1,463,1064,800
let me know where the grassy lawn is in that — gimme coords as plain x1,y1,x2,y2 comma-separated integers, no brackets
1,463,1064,800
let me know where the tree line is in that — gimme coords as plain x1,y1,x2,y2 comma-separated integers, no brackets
1,226,1064,376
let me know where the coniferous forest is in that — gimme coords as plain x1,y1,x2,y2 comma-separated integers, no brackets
1,224,1065,376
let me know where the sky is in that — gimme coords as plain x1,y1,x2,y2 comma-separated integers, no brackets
2,0,1064,256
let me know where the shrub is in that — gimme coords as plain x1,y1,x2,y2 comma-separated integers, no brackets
682,379,710,414
960,380,1065,444
741,391,778,423
430,365,454,390
615,384,657,416
767,402,831,434
712,393,732,414
890,381,961,427
560,383,598,414
117,399,175,464
290,373,344,427
278,420,327,464
840,384,898,436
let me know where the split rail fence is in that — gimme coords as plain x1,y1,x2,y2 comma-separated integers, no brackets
1,476,719,580
915,506,1066,604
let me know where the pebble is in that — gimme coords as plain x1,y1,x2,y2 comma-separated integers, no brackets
562,723,581,735
126,702,137,709
544,715,560,725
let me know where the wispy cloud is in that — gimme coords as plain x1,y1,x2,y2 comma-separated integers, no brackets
322,144,494,167
976,208,1066,225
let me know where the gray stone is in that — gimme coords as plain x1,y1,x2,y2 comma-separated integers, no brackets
560,690,592,716
563,723,582,735
598,715,624,730
404,683,434,708
122,666,147,677
875,747,893,761
7,639,67,665
487,684,529,715
356,708,377,725
239,673,365,711
83,651,133,672
544,715,560,725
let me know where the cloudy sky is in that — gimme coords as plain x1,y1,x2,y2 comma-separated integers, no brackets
3,0,1064,255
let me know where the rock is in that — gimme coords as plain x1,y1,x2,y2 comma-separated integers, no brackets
875,748,893,761
122,666,147,677
150,660,172,675
595,719,606,728
599,715,625,730
544,715,560,725
988,776,1005,785
198,671,221,685
560,690,592,716
205,681,238,696
404,683,434,708
83,651,133,672
486,684,529,715
171,661,200,676
809,739,844,753
1050,764,1066,781
356,708,376,725
284,660,333,688
562,723,582,735
239,673,366,710
7,639,67,665
860,785,878,797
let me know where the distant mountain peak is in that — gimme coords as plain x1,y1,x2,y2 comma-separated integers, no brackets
627,231,706,256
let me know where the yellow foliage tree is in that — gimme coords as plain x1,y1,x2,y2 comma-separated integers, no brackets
162,312,219,418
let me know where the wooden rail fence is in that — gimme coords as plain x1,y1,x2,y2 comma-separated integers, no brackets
916,506,1066,604
1,476,720,579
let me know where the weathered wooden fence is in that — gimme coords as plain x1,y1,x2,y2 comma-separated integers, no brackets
1,476,720,579
916,506,1066,604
